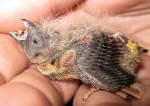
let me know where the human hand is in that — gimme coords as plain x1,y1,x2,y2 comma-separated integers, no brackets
0,0,80,105
0,0,150,106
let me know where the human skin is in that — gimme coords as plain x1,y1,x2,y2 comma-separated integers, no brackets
0,0,150,106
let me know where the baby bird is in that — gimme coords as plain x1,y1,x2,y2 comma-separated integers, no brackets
10,18,146,103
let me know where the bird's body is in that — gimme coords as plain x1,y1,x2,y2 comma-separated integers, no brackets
10,18,145,100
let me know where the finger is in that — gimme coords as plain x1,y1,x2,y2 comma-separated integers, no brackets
131,55,150,106
0,82,51,106
0,34,29,82
9,67,63,106
0,0,82,33
8,66,79,105
54,0,82,12
73,84,130,106
50,79,79,103
137,55,150,81
80,0,144,14
132,83,150,106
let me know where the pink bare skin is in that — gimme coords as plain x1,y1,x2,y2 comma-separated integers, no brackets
0,0,150,106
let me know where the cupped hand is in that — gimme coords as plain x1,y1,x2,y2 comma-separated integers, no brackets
0,0,80,105
0,0,150,106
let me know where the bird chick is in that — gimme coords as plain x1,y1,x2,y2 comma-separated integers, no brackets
9,18,146,102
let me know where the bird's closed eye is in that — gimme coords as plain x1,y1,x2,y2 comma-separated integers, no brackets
33,39,38,44
31,35,44,47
